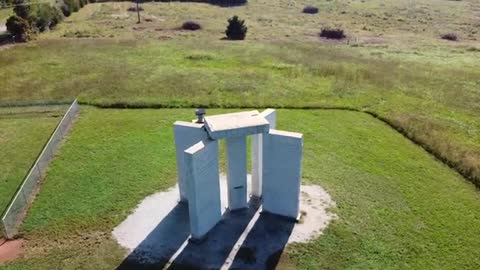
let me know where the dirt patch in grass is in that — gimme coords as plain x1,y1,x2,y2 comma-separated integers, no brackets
0,239,25,265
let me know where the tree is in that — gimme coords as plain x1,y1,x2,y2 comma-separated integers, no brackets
6,15,31,42
225,15,247,40
13,0,31,20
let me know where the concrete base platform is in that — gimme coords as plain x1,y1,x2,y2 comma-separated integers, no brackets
113,176,336,270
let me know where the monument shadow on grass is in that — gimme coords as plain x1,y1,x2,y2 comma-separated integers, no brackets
116,199,295,270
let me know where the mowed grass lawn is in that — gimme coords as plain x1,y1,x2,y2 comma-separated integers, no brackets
0,107,63,216
4,108,479,269
0,1,479,190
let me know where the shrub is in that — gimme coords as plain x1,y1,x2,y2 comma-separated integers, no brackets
61,5,72,17
34,4,52,31
319,27,346,39
303,6,318,14
181,21,201,31
209,0,247,7
441,33,458,41
13,0,31,19
50,6,64,27
6,15,31,42
225,15,247,40
34,4,64,31
64,0,80,12
127,5,144,12
153,0,248,5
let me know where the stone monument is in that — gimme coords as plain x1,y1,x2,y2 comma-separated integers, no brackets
174,109,303,240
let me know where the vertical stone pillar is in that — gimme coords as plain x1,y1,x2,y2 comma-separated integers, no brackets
174,121,208,202
251,109,276,198
184,139,222,240
226,136,248,210
262,129,303,220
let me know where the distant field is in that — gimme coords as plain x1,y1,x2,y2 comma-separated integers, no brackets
42,1,480,49
4,108,479,269
0,107,63,215
1,36,479,189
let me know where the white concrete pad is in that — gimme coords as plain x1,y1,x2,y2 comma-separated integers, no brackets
184,139,222,240
204,111,269,139
112,176,336,269
262,129,303,219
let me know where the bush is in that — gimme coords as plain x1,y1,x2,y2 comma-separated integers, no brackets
181,21,201,31
50,6,64,26
303,6,318,14
6,15,31,42
34,4,64,32
209,0,247,7
225,15,247,40
13,0,31,20
64,0,80,12
61,4,72,17
441,33,458,41
319,27,346,39
127,5,144,12
155,0,247,6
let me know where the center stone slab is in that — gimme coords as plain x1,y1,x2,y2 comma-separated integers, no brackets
204,111,270,140
226,136,248,210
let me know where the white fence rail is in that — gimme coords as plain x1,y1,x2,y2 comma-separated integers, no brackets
1,100,80,239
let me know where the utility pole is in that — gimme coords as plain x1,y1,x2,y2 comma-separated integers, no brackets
136,0,140,24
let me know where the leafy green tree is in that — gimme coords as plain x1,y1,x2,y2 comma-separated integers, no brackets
6,15,31,42
13,0,31,20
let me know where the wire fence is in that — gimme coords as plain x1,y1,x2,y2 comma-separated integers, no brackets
0,99,80,239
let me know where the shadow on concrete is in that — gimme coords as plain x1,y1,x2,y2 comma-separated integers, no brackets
230,212,295,269
116,203,191,270
116,199,295,270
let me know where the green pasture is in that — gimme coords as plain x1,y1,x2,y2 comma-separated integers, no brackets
0,107,62,216
3,108,479,269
